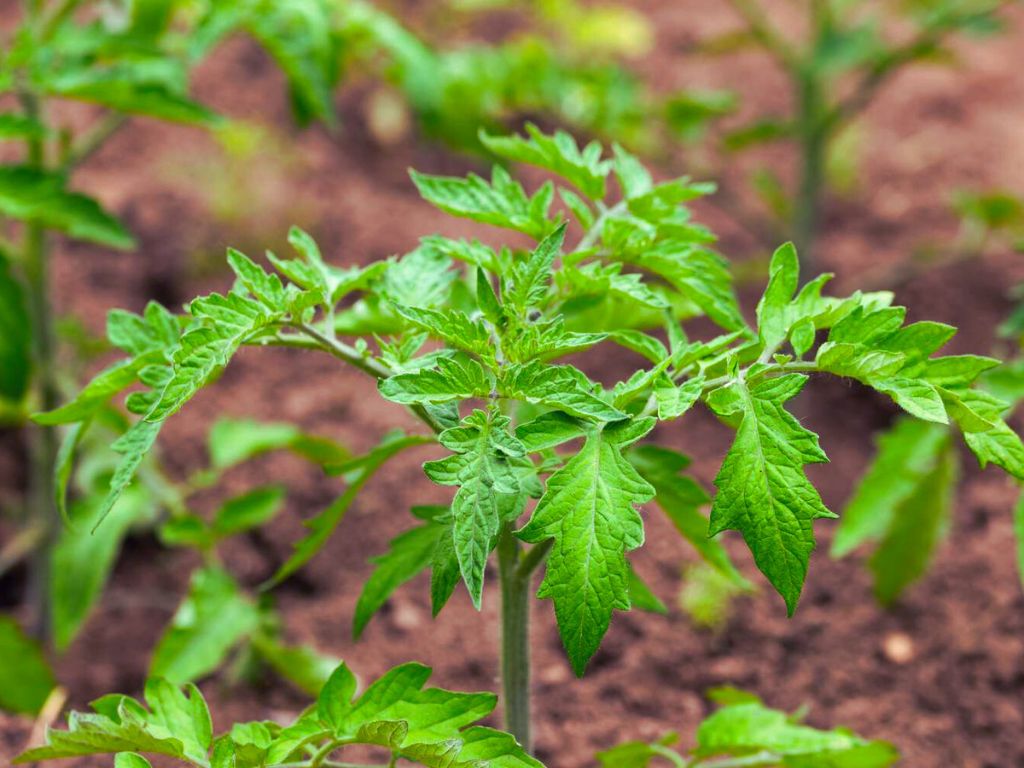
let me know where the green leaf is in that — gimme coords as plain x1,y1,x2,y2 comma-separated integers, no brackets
0,113,45,140
208,418,298,470
0,616,55,715
91,418,162,533
380,245,457,309
0,165,133,248
430,525,462,618
139,678,213,763
147,291,287,423
708,374,832,614
954,390,1024,479
317,662,358,733
269,433,432,585
560,261,669,312
393,304,495,361
239,0,339,125
410,166,554,239
515,411,587,452
480,124,611,200
832,418,951,558
0,251,29,401
14,709,186,764
475,268,503,325
24,660,533,768
106,302,181,357
629,445,750,589
627,564,667,614
228,249,286,307
423,410,537,607
379,354,492,405
353,508,449,639
505,223,567,313
51,487,154,650
519,418,656,675
344,663,496,745
53,420,86,522
695,699,898,766
456,726,543,767
251,635,339,697
34,354,162,426
114,754,153,768
654,373,704,420
502,361,626,422
596,740,658,768
630,243,745,332
213,486,285,537
150,567,260,684
44,63,218,125
868,442,956,605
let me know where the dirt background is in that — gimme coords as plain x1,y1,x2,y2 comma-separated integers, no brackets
3,2,1024,767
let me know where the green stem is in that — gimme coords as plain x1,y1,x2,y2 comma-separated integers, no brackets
286,323,448,435
649,743,688,768
21,84,60,639
497,525,533,753
792,68,826,273
691,751,781,768
39,0,82,41
577,200,625,251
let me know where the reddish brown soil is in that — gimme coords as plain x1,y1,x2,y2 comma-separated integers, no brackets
3,3,1024,767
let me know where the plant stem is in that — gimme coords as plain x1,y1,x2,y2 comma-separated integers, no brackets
792,67,825,273
649,743,689,768
20,83,60,639
497,525,533,753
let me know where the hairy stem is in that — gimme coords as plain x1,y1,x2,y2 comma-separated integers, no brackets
497,525,533,752
287,323,449,435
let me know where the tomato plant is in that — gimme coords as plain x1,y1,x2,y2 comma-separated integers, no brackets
23,127,1023,764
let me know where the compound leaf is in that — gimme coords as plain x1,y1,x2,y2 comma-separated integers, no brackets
519,418,655,675
423,411,536,607
708,374,832,614
410,166,554,239
480,123,611,200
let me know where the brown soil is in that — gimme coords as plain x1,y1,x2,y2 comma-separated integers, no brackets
3,3,1024,767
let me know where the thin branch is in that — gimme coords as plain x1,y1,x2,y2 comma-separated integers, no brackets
577,200,626,251
39,0,82,41
724,0,799,71
516,538,553,579
287,322,449,435
63,112,128,171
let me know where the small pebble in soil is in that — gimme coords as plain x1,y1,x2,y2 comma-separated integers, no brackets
882,632,916,664
391,601,423,632
538,663,571,685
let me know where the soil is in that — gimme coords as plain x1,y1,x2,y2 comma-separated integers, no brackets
3,3,1024,767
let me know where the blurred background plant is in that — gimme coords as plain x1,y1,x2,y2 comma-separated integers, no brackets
685,0,1013,269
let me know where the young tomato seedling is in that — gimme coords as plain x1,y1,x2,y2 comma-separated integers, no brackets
701,0,1010,266
38,127,1024,756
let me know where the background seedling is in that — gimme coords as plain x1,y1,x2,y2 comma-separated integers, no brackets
694,0,1011,268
